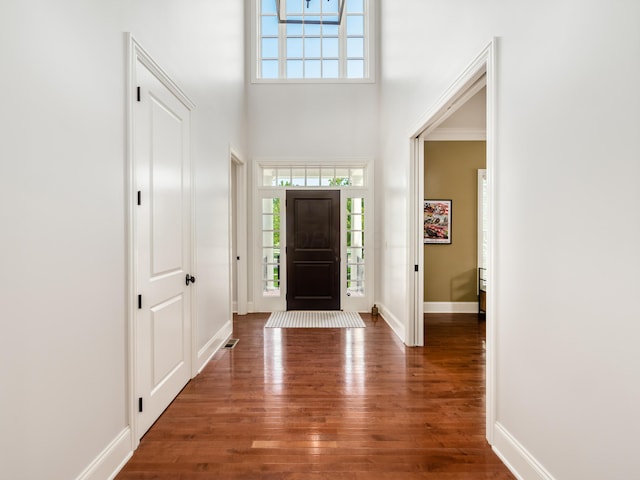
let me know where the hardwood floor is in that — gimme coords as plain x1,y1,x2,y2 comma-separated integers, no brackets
116,313,514,479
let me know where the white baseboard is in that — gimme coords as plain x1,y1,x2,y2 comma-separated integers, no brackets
78,320,233,480
196,319,233,374
492,422,556,480
74,427,132,480
376,303,405,343
424,301,478,313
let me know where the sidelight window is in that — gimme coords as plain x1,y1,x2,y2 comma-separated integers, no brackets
261,197,282,296
346,197,365,296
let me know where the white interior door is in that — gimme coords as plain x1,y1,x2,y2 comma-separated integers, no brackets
134,58,193,438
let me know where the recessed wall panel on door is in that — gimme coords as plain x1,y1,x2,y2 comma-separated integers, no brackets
286,190,340,311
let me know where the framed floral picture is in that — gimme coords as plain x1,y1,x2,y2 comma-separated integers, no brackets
424,200,452,244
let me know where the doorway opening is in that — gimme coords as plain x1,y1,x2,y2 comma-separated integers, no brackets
230,150,247,315
423,135,486,314
253,161,373,313
408,40,496,444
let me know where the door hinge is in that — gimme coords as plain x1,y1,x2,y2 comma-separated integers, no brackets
138,397,143,412
136,86,141,102
138,294,142,309
414,265,419,272
137,191,141,206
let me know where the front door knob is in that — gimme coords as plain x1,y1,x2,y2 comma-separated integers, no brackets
185,274,196,286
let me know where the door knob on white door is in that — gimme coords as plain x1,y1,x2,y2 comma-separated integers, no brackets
185,274,196,286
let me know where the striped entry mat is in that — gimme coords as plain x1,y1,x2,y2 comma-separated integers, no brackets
265,311,366,328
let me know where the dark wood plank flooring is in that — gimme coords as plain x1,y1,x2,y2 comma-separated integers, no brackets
116,313,514,479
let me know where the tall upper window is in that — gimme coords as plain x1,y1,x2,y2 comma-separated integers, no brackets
256,0,372,81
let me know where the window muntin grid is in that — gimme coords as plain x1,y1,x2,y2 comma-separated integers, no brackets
346,197,365,296
260,0,280,79
258,0,368,80
261,166,365,187
261,198,282,296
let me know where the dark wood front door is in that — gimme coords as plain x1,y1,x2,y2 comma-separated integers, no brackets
286,190,340,310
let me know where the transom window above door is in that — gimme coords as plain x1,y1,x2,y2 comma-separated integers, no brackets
260,165,366,187
254,0,374,82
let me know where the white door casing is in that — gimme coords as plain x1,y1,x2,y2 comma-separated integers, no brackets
252,161,373,313
408,39,496,443
230,151,248,315
477,169,487,270
130,38,195,441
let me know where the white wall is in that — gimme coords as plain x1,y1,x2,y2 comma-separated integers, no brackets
0,1,246,479
248,83,378,159
379,1,640,479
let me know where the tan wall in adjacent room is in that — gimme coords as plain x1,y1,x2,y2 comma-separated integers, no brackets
424,141,486,302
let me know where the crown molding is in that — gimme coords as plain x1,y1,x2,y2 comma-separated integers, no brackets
425,127,486,141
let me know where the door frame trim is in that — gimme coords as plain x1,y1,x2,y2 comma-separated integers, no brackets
230,149,248,315
252,158,373,313
407,38,497,444
125,33,196,449
477,169,487,269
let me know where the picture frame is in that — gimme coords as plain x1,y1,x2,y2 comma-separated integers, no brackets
424,200,452,244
